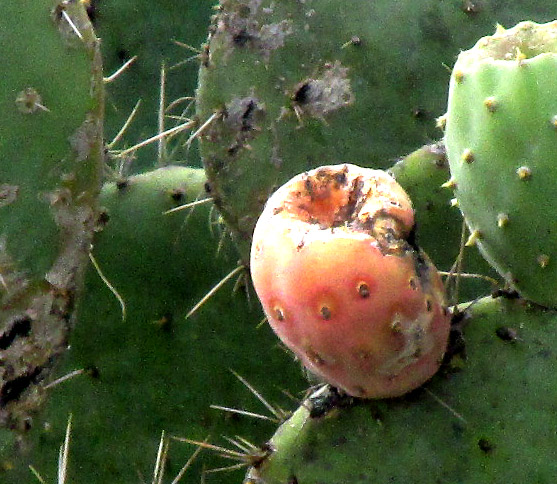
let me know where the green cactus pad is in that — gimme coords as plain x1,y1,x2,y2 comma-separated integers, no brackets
0,0,103,432
197,0,557,262
445,21,557,308
246,296,557,483
4,167,306,483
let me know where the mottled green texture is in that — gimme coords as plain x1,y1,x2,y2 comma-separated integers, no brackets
389,143,497,302
4,167,306,483
95,0,214,171
445,21,557,308
0,0,103,432
247,296,557,483
197,0,557,262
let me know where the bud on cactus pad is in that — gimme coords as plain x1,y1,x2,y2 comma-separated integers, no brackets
250,164,451,398
445,20,557,308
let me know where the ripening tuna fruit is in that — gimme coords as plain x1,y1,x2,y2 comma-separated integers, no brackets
250,164,451,399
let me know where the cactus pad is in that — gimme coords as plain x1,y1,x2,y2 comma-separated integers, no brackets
445,21,557,308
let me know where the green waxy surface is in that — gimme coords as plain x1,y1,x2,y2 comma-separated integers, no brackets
3,167,306,483
247,296,557,483
0,0,103,431
445,21,557,308
197,0,557,262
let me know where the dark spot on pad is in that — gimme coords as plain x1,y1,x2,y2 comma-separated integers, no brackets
412,107,428,120
293,82,311,104
232,29,252,46
491,288,520,300
462,0,481,15
0,366,43,406
116,48,130,63
170,188,186,202
116,179,129,191
0,315,32,350
495,326,518,342
478,438,495,454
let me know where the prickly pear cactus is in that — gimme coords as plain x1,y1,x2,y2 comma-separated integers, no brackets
94,0,214,171
197,0,557,262
246,296,557,483
3,167,306,483
0,0,103,434
444,20,557,308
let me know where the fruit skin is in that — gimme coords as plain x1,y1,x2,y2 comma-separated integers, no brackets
444,21,557,308
250,164,451,398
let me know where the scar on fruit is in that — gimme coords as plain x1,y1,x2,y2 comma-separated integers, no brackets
250,164,451,399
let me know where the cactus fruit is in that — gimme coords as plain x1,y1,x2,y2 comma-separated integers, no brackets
197,0,557,262
0,0,103,433
444,20,557,308
250,164,451,398
246,295,557,483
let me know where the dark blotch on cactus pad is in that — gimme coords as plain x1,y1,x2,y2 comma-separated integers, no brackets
495,326,519,342
1,367,42,406
478,437,495,454
0,316,32,350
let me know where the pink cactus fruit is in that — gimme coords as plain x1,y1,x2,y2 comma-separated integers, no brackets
250,164,451,399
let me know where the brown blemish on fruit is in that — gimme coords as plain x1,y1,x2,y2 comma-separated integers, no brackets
357,282,370,298
391,320,402,333
320,306,332,320
306,348,325,366
357,349,372,360
409,277,418,290
426,299,433,312
274,307,285,321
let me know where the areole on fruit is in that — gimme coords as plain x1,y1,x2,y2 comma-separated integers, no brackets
250,164,451,399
